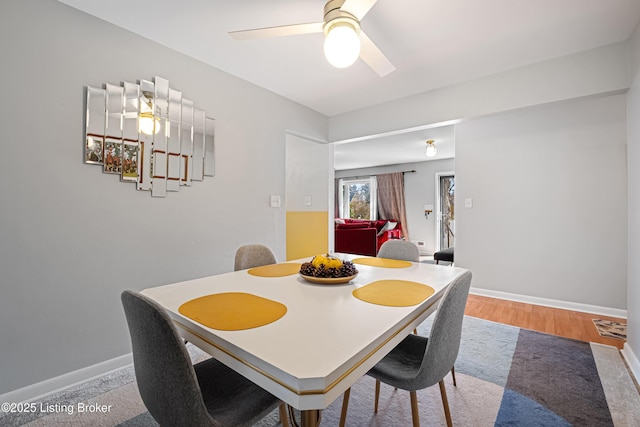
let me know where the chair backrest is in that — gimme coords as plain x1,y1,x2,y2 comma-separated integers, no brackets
234,244,277,271
377,240,420,262
417,270,472,387
121,290,213,426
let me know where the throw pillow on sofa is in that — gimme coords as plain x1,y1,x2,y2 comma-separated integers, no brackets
376,221,397,236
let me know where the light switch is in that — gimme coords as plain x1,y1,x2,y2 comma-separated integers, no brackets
464,198,473,208
270,195,281,208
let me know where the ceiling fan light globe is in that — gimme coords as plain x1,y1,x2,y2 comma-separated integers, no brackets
324,24,361,68
139,113,160,135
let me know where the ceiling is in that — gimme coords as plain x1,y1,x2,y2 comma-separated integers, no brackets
59,0,640,169
333,124,455,170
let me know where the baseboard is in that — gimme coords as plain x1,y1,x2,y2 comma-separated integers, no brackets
622,343,640,384
470,287,627,319
0,353,133,404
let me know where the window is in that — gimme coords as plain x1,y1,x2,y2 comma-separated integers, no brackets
436,173,455,250
338,177,378,219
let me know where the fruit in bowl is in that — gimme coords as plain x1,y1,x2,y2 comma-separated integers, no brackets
299,254,358,278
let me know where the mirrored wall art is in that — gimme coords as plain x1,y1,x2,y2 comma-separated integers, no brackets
84,76,215,197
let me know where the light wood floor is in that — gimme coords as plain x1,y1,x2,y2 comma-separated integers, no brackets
464,294,627,350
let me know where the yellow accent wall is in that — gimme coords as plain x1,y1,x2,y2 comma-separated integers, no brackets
286,211,328,260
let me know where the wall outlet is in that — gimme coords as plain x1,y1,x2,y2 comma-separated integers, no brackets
304,195,312,206
411,240,429,255
270,195,281,208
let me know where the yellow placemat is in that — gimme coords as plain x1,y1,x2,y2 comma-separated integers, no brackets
353,280,435,307
352,257,413,268
248,263,302,277
179,292,287,330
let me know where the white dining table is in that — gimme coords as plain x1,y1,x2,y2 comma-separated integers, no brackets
141,254,468,426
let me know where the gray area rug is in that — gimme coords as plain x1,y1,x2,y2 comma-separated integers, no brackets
2,316,639,426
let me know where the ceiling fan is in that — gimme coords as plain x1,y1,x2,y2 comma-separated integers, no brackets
229,0,395,77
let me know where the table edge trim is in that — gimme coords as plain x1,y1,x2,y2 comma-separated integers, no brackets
173,296,441,397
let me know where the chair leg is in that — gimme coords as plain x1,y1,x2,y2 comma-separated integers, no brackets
409,390,420,427
451,366,457,387
279,404,290,427
339,388,350,427
374,379,381,413
439,380,453,427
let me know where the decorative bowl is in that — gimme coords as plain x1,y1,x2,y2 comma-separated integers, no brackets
298,254,359,285
299,273,358,285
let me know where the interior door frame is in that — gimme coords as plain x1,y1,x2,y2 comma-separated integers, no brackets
434,170,455,252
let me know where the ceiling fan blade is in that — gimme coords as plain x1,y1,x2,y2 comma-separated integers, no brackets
341,0,378,21
229,22,323,41
359,31,395,77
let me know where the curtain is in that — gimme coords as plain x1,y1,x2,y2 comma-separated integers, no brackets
376,172,409,241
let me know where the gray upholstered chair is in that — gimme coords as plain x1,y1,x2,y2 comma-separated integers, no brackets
121,290,289,427
340,271,472,427
377,239,420,262
378,239,419,333
234,244,277,271
377,240,458,384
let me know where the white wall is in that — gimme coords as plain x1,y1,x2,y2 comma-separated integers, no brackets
286,134,331,212
335,158,455,254
329,42,629,143
0,0,327,395
455,94,627,310
624,19,640,379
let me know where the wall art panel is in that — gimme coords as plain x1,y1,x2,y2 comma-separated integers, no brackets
204,117,215,177
84,76,214,197
85,86,106,165
122,81,140,182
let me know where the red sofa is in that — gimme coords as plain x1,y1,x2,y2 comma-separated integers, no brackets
334,219,402,256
